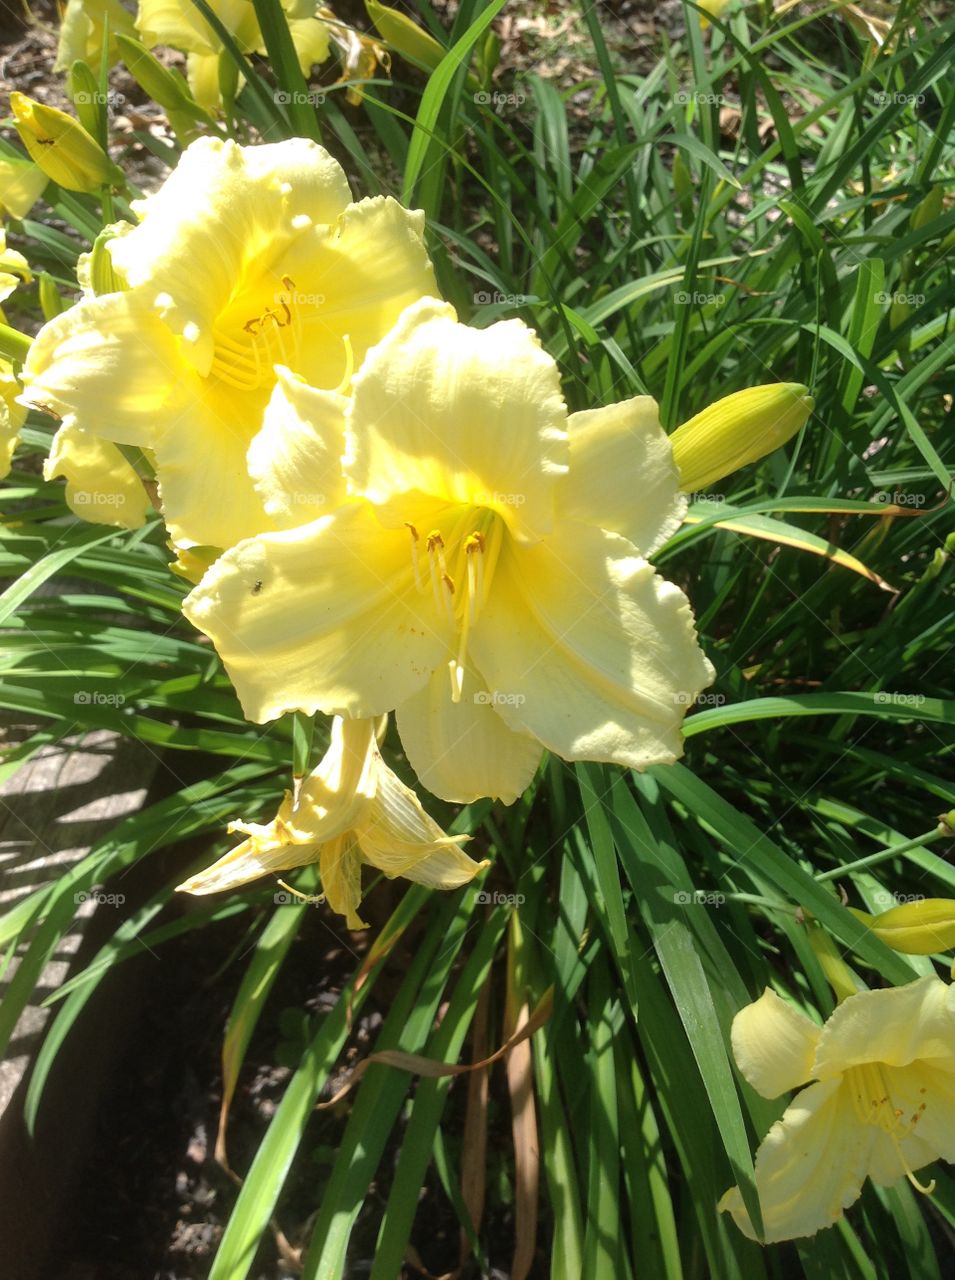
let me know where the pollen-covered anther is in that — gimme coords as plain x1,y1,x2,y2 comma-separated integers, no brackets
211,276,302,390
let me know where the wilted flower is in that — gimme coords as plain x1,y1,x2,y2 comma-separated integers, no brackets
177,716,487,928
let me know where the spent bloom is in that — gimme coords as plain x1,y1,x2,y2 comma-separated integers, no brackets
184,297,714,805
20,136,436,549
720,977,955,1242
176,716,487,928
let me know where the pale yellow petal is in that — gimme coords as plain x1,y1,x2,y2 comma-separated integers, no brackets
396,663,542,804
346,297,568,541
288,16,331,73
357,742,487,886
182,501,450,723
177,793,321,894
865,1060,955,1182
720,1078,873,1242
20,290,183,447
282,197,437,392
320,834,367,929
44,422,151,529
561,396,686,556
0,364,26,478
731,987,822,1099
186,51,229,111
469,521,714,768
152,379,273,548
0,156,47,220
813,976,955,1078
138,0,259,54
247,366,348,528
107,137,351,360
290,716,377,840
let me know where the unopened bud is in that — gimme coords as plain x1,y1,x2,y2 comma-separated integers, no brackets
9,92,125,193
365,0,448,72
850,899,955,956
670,383,813,492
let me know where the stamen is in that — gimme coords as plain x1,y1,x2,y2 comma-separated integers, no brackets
332,333,355,395
849,1063,936,1196
405,523,423,592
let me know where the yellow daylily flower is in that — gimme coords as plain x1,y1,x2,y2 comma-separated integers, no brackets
55,0,138,72
183,298,715,805
138,0,332,110
720,977,955,1242
0,156,48,221
0,360,26,478
19,137,437,549
176,716,487,928
44,423,152,529
669,383,813,493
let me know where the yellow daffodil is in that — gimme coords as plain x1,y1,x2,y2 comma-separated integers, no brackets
19,137,437,549
176,716,487,928
720,977,955,1242
670,383,813,493
55,0,138,73
0,360,26,477
0,156,48,221
183,297,714,805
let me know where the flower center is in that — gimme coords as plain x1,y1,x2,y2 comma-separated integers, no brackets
210,275,303,390
847,1063,934,1195
404,507,505,703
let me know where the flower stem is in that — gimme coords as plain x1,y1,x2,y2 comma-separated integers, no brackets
815,824,949,884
